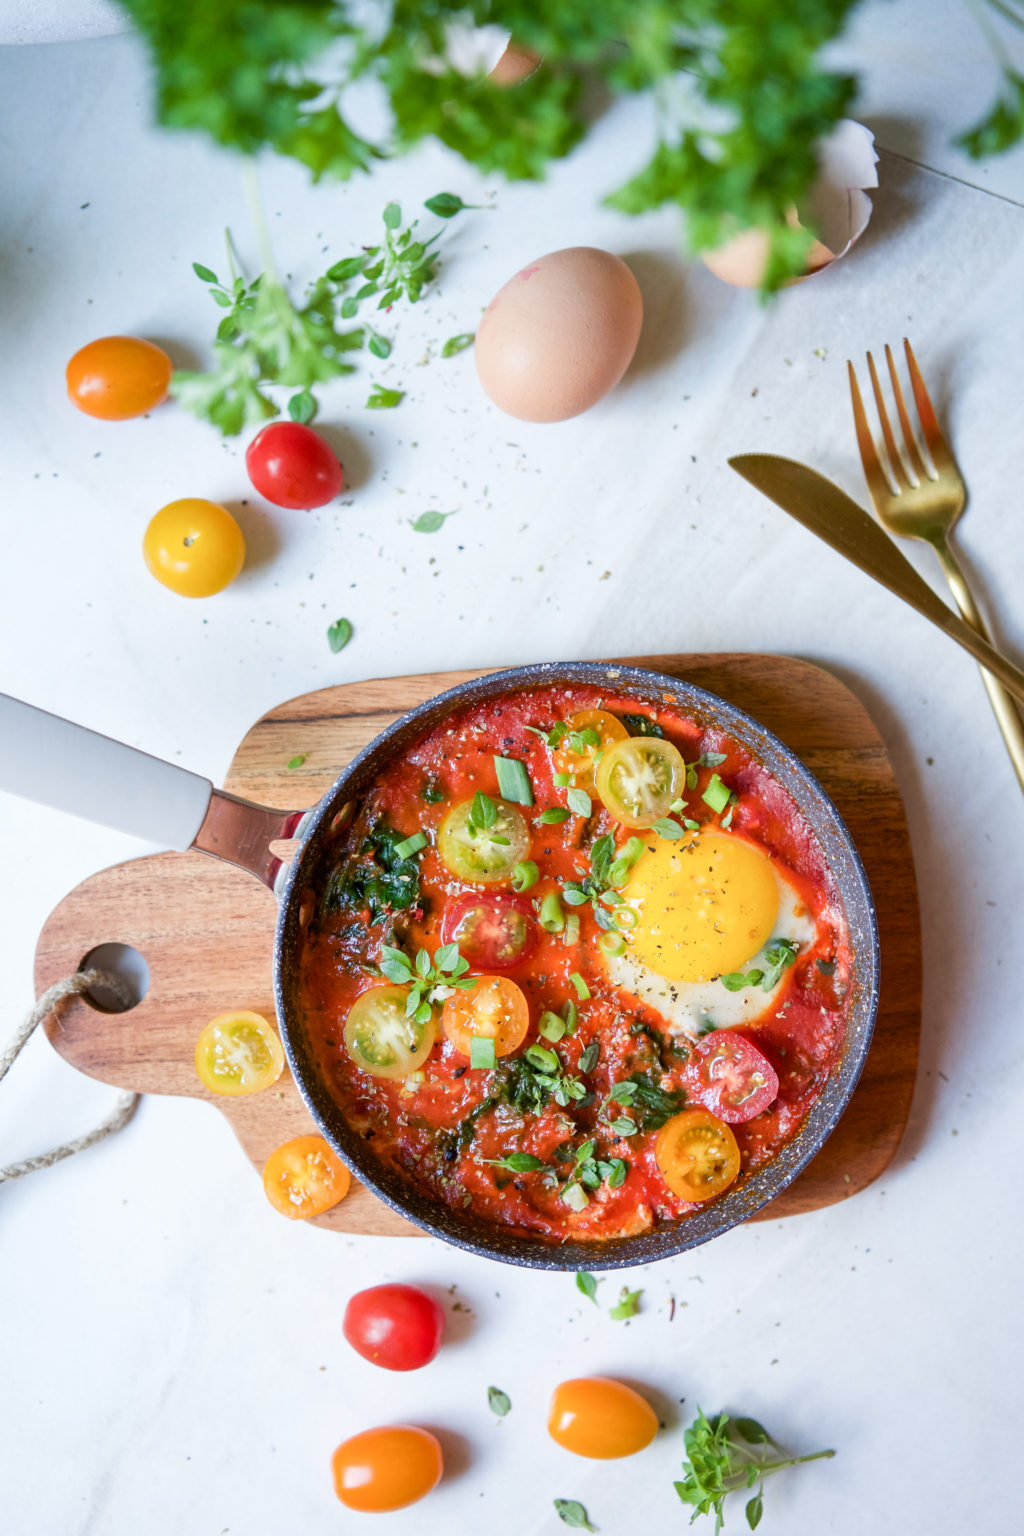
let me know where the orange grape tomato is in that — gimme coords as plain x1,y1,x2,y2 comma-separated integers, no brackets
143,498,246,597
442,975,529,1059
331,1425,443,1512
262,1135,351,1220
194,1010,284,1096
655,1108,741,1202
553,709,629,787
548,1377,658,1459
66,336,172,419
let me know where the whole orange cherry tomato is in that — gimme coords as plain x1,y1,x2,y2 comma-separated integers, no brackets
655,1108,741,1201
331,1426,442,1512
548,1377,658,1459
143,498,245,597
66,336,172,419
263,1135,351,1220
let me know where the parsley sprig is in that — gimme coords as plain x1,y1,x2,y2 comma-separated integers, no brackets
172,197,475,434
675,1408,834,1532
378,942,474,1024
720,939,799,994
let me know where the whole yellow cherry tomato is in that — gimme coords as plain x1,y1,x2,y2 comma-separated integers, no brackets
143,498,245,597
66,335,172,420
548,1377,658,1459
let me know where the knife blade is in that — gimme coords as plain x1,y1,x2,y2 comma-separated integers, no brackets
729,453,1024,708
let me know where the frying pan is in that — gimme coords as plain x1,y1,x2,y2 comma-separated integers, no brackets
0,661,880,1269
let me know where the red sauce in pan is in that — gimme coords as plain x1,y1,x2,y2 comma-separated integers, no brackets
298,685,853,1243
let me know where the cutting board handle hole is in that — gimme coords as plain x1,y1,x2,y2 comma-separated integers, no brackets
79,942,150,1013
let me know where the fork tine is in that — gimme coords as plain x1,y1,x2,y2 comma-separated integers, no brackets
885,343,929,482
866,349,910,490
848,361,897,504
904,338,957,475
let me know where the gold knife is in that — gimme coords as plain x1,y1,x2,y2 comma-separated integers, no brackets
729,453,1024,709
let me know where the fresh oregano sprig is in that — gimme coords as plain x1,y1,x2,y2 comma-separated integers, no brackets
720,939,799,994
675,1408,834,1532
378,941,474,1023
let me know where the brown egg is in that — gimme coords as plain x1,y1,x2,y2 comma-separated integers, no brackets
475,247,643,423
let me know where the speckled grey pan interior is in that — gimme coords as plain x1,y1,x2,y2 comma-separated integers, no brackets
274,661,880,1271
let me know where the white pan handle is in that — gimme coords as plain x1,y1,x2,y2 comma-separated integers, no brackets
0,692,213,851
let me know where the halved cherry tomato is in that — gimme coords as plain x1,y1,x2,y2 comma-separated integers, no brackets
440,891,537,970
344,985,436,1079
263,1135,351,1219
596,737,686,828
442,975,529,1059
332,1426,442,1512
437,797,531,882
655,1108,741,1202
552,709,629,789
691,1030,780,1123
245,422,344,510
66,335,172,420
548,1377,658,1459
343,1284,445,1371
143,498,245,597
194,1010,284,1095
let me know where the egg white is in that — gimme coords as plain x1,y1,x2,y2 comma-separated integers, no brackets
600,862,817,1039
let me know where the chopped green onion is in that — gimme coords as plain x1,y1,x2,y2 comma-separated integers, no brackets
563,1001,578,1035
539,892,565,933
563,914,581,946
615,907,639,931
511,860,539,892
470,1037,497,1070
393,831,428,860
525,1043,559,1073
553,771,572,787
538,1010,567,1042
561,1182,589,1212
599,931,626,957
537,807,571,825
570,972,591,1000
702,773,731,814
494,754,534,806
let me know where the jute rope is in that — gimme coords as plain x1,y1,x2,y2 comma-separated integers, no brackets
0,969,140,1183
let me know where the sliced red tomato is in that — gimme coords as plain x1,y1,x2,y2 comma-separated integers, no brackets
690,1030,779,1123
440,891,537,970
343,1284,445,1371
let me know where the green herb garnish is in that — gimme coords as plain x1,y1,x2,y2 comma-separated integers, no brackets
288,389,316,423
487,1385,512,1417
327,617,353,653
554,1498,597,1531
653,817,687,839
320,820,420,925
626,1071,688,1131
441,332,475,357
409,509,456,532
367,383,404,409
721,939,799,994
379,942,474,1024
286,753,307,770
537,807,571,825
620,712,665,738
609,1286,643,1321
494,755,534,806
576,1270,599,1305
675,1408,835,1532
483,1152,549,1174
566,787,592,817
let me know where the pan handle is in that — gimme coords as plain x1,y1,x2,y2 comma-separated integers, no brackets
0,693,307,889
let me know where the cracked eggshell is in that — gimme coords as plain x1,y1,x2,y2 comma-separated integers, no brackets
475,247,644,424
702,119,879,289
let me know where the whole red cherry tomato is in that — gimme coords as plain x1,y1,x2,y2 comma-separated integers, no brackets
342,1284,445,1371
245,422,343,508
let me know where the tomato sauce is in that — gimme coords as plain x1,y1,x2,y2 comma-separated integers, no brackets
298,685,853,1244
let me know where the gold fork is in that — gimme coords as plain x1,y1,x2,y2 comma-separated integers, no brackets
849,339,1024,793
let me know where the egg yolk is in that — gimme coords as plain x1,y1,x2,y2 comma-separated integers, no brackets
621,831,779,983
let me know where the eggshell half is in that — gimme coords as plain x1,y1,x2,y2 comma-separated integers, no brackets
475,247,643,423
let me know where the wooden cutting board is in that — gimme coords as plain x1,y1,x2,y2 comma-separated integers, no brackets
33,655,921,1236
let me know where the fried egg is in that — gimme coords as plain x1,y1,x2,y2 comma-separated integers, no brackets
601,831,817,1036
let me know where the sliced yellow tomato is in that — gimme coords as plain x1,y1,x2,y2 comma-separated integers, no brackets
442,975,529,1059
655,1108,741,1202
344,985,436,1079
437,797,531,882
263,1135,351,1219
552,709,629,788
595,737,686,828
194,1010,284,1096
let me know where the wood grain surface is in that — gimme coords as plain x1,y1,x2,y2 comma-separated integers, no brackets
34,655,921,1237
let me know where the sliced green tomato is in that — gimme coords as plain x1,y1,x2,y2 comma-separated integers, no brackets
437,797,531,882
595,737,686,829
344,985,436,1080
